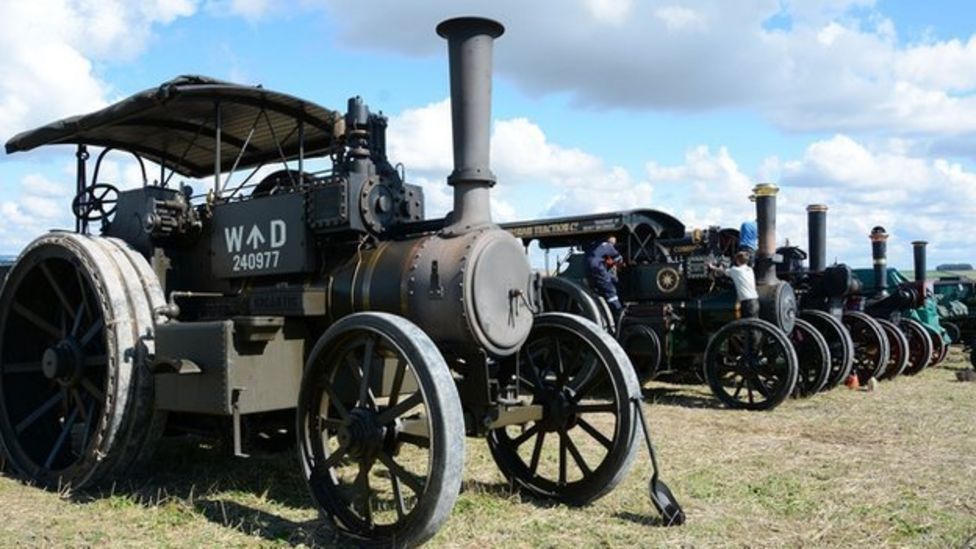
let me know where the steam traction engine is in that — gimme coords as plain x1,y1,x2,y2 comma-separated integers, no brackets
0,18,667,545
849,231,950,375
775,205,890,388
505,185,811,411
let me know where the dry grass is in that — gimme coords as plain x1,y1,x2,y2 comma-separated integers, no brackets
1,349,974,548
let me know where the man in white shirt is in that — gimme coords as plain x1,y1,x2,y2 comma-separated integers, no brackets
711,251,759,318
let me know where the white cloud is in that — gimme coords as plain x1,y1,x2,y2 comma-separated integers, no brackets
387,99,453,175
583,0,634,25
771,135,976,266
654,6,706,32
0,0,201,143
895,35,976,93
318,0,976,137
0,173,74,251
646,145,756,226
386,98,654,220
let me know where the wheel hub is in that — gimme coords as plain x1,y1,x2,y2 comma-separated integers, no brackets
338,408,385,460
41,339,84,384
539,389,577,432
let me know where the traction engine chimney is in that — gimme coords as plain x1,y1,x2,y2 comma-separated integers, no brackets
912,240,927,285
753,183,779,284
870,226,889,297
437,17,504,233
807,204,827,273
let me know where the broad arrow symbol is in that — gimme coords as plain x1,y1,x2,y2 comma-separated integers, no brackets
246,225,266,249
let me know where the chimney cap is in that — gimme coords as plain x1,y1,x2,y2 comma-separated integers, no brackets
869,226,889,242
912,240,928,246
806,204,828,212
437,17,505,39
751,183,779,198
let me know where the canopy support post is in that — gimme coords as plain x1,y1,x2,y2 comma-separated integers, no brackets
75,144,89,234
298,118,305,175
214,100,222,196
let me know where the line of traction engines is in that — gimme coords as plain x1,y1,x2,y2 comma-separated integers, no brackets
502,185,953,411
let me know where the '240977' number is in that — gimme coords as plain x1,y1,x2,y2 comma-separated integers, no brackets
232,251,280,272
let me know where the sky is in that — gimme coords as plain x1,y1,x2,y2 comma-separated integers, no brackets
0,0,974,269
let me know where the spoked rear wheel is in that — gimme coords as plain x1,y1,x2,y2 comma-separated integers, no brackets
617,322,662,378
927,328,948,366
876,319,909,380
297,312,464,547
789,318,830,397
899,319,932,376
703,319,799,411
842,312,889,385
487,313,639,506
943,322,960,345
799,310,853,390
0,233,165,488
540,278,609,332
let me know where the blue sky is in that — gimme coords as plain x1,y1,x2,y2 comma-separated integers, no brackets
0,0,974,268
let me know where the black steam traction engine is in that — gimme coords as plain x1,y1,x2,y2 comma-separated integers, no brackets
504,185,830,411
848,231,949,374
774,205,888,388
0,18,682,545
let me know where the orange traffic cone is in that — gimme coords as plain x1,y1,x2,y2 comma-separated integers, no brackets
844,374,860,390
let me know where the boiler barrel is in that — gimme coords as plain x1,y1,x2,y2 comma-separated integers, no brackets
327,230,535,358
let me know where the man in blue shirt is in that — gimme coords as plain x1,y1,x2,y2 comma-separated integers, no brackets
585,236,624,316
738,220,758,266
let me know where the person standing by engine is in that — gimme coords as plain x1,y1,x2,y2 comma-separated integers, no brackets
739,219,758,266
711,251,759,318
585,235,624,316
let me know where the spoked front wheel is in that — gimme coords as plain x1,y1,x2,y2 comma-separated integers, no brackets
876,319,909,380
789,318,830,397
487,313,639,506
842,312,889,384
297,312,464,547
899,319,932,376
799,310,854,390
927,328,949,367
703,319,799,411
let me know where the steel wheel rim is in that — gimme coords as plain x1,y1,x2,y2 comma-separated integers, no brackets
0,248,110,478
708,327,792,408
300,328,435,536
800,311,853,390
489,323,623,497
900,320,932,376
843,313,886,384
877,320,908,380
927,328,946,367
541,279,604,329
790,320,828,397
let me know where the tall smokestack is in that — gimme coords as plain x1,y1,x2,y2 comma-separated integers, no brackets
437,17,504,232
912,240,927,284
807,204,827,273
753,183,779,284
870,226,889,297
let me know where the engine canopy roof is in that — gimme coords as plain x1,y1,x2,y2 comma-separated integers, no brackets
5,75,342,179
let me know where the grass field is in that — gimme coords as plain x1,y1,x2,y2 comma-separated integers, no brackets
1,350,974,548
